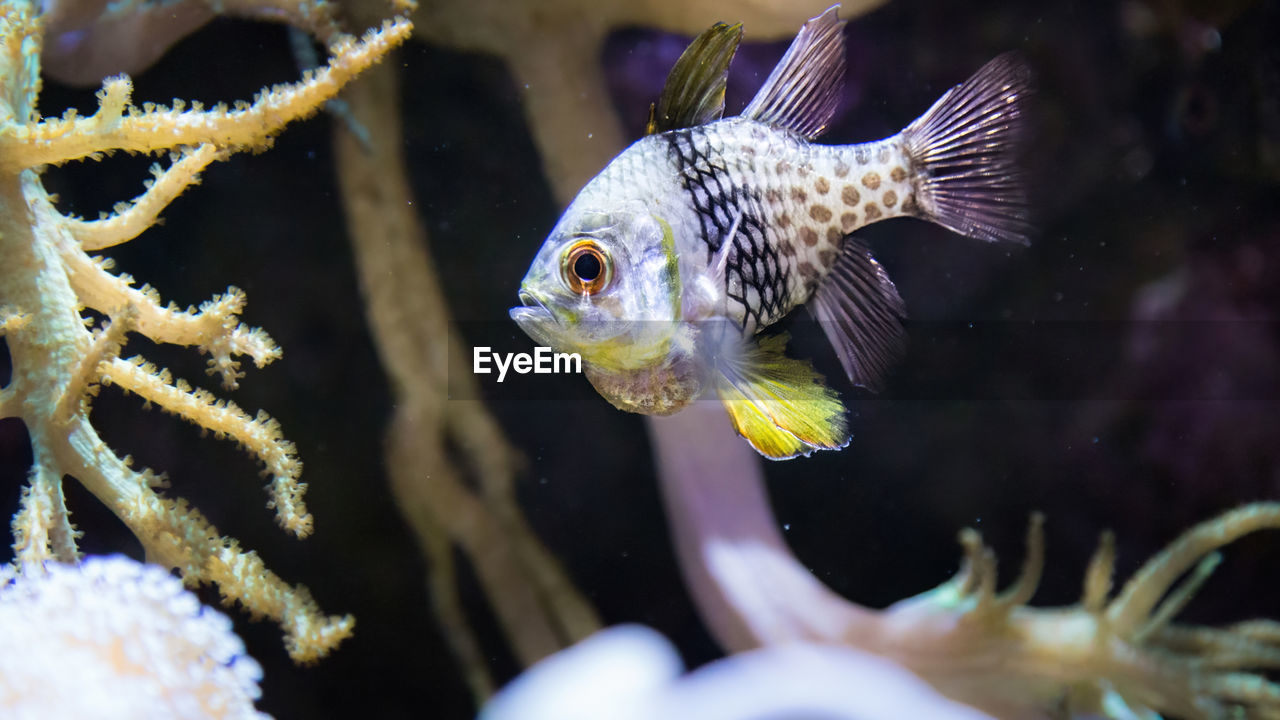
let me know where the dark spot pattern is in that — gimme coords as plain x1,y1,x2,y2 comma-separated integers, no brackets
809,205,832,222
842,185,860,206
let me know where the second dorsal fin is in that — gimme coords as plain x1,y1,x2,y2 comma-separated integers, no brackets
740,5,846,140
646,21,743,135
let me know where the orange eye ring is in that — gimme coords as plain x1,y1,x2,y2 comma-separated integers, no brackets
561,240,612,296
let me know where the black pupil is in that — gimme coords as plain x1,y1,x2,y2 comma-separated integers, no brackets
573,251,602,282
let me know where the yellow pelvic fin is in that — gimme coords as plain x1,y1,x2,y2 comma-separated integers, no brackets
715,334,850,460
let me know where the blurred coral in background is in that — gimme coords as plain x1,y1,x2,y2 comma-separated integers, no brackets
0,556,265,720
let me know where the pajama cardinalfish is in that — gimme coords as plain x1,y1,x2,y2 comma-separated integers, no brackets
510,6,1031,460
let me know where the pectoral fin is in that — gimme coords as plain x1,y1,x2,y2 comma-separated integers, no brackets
715,333,850,460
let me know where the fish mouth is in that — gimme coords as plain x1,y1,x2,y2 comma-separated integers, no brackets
509,289,558,327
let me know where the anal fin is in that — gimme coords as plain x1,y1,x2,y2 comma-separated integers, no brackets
807,236,907,391
715,334,850,460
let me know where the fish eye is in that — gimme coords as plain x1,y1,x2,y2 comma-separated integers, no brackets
561,240,612,295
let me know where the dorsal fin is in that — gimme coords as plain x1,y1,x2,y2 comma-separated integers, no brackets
806,236,907,391
646,21,744,135
740,5,846,140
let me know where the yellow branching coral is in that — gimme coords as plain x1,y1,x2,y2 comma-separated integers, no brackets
0,0,411,661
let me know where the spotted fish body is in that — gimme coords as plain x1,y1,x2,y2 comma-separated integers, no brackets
511,7,1031,459
579,119,914,335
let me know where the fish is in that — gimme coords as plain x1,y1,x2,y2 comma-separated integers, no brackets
510,6,1031,460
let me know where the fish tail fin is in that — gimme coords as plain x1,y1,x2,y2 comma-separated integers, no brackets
901,52,1033,244
714,333,850,460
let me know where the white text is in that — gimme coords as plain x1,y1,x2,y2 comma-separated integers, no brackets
473,346,582,382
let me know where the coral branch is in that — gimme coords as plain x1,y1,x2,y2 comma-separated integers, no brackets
1082,530,1116,612
10,462,77,565
335,58,601,697
1157,623,1280,670
1109,504,1280,635
0,0,408,661
0,19,413,168
61,421,348,663
102,356,310,536
64,252,281,388
68,144,221,251
205,539,355,663
998,512,1044,609
51,306,135,424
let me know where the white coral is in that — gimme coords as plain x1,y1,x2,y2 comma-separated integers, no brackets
0,556,268,720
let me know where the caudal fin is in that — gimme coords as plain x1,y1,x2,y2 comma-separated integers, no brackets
902,53,1032,244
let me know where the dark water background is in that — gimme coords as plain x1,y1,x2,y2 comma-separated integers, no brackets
2,0,1280,717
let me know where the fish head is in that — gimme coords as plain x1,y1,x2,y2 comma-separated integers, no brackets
510,200,685,372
